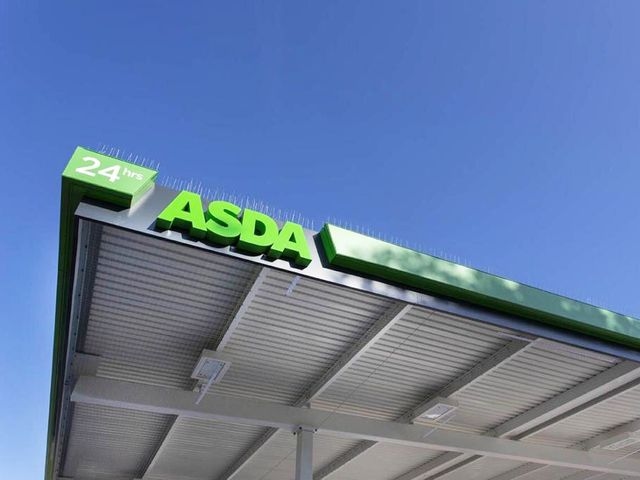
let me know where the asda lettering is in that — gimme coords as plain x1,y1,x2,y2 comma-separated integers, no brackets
155,191,312,267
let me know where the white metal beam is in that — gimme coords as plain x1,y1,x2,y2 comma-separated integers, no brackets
215,267,269,351
217,302,411,480
395,360,640,480
299,302,413,403
70,376,640,477
488,361,640,439
139,266,268,479
580,419,640,451
314,339,534,479
488,393,640,480
511,376,640,441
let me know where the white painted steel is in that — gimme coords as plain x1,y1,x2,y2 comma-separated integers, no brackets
388,359,640,480
144,419,265,479
85,226,259,389
488,361,640,439
62,403,171,479
392,452,473,480
59,227,640,480
449,341,621,434
528,384,640,448
313,308,518,421
70,376,640,477
215,267,269,351
317,443,442,480
314,339,534,479
295,427,314,480
484,464,582,480
216,302,410,480
141,266,268,479
487,462,550,480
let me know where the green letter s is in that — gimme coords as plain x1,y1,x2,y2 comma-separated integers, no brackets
206,201,242,245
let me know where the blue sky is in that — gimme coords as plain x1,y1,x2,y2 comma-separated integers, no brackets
2,2,640,478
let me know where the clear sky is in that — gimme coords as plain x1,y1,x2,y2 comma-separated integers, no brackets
2,2,640,478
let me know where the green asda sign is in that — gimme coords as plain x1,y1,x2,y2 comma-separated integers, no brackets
156,191,312,267
59,146,640,350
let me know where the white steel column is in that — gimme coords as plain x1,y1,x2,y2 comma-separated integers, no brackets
295,427,315,480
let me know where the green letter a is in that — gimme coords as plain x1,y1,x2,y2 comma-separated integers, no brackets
156,191,207,239
268,222,312,267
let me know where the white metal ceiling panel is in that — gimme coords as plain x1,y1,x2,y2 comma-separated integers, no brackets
524,384,640,449
231,432,440,480
436,457,525,480
515,466,583,480
84,226,260,389
230,429,297,480
145,419,266,480
448,341,620,434
61,223,638,480
325,443,442,480
207,268,396,404
312,307,516,421
63,404,172,480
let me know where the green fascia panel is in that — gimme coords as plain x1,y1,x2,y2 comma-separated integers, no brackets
320,224,640,349
46,148,157,480
62,147,158,207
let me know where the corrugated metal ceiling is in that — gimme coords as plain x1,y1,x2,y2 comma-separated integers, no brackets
58,223,640,480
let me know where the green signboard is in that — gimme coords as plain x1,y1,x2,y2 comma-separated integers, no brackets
57,147,640,350
63,147,157,208
319,224,640,349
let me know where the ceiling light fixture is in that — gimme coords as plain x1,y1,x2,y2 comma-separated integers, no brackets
191,350,232,404
417,397,459,422
584,420,640,451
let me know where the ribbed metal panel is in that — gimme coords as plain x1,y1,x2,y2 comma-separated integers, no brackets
65,227,260,477
231,432,426,480
84,226,259,388
61,225,637,480
208,268,396,404
582,475,639,480
449,341,620,433
313,435,364,475
320,443,441,480
515,466,582,480
525,383,640,448
231,430,297,480
63,404,172,479
145,419,266,479
313,308,515,420
437,457,524,480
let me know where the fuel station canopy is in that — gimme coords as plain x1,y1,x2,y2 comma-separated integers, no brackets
48,148,640,480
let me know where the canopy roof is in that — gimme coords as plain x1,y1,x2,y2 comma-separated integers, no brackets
49,148,640,480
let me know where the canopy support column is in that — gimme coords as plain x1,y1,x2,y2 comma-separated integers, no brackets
295,427,315,480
